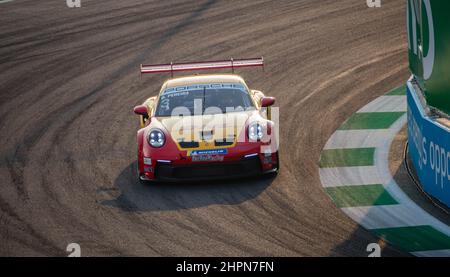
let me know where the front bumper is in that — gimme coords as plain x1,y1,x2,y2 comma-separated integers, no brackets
140,153,278,182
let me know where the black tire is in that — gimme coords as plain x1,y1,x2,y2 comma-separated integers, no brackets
135,161,151,185
263,151,279,178
274,151,280,172
138,175,150,185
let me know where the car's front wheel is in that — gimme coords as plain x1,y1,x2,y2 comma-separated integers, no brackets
273,151,280,173
135,161,150,185
263,151,279,178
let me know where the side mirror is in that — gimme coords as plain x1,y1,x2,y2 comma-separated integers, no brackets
261,97,275,107
133,105,148,116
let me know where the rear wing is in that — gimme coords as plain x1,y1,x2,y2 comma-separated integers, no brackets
140,57,264,76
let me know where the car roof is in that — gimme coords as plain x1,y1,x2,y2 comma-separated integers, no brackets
161,74,247,91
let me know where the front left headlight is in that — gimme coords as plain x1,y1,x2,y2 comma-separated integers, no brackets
148,129,165,148
248,123,264,141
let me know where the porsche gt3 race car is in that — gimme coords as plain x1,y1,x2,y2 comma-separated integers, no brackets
134,57,279,183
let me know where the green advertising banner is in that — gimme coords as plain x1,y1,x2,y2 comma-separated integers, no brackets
407,0,450,114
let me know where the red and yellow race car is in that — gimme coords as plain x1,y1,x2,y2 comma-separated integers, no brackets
133,58,279,183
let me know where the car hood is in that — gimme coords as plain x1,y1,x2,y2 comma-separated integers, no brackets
155,110,258,144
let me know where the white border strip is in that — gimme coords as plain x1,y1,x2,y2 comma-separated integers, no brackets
357,96,407,113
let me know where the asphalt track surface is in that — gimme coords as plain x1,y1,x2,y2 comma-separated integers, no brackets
0,0,411,256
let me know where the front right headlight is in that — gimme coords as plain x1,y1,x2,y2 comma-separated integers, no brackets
147,129,165,148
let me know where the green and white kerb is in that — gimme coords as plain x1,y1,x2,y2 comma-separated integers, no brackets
319,86,450,256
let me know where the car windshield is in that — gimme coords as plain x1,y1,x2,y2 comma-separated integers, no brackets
155,83,254,116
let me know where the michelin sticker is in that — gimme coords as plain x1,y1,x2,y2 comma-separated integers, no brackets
190,149,228,156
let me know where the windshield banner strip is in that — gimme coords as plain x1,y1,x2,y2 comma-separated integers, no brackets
163,83,246,95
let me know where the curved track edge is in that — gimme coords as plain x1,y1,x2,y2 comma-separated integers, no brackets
319,86,450,256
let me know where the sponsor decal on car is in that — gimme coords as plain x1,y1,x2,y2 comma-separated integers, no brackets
191,155,225,162
189,149,228,156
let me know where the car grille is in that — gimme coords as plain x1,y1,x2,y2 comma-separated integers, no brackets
178,140,234,148
214,140,234,147
155,157,261,180
178,141,200,148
